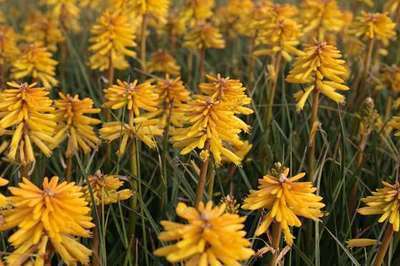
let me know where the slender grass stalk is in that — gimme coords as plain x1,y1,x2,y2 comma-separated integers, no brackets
308,91,320,181
353,39,375,106
92,205,102,266
104,54,114,167
247,37,255,93
265,53,282,130
140,14,148,73
195,143,210,206
384,95,393,121
188,51,193,85
374,224,394,266
269,222,282,266
128,138,139,251
199,48,206,82
160,102,173,209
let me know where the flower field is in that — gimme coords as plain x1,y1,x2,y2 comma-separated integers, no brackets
0,0,399,265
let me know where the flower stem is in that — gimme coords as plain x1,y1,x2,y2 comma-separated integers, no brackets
374,224,394,266
247,37,255,93
128,139,139,249
20,163,30,179
308,91,320,181
269,222,282,266
199,48,206,82
195,143,210,206
265,53,282,130
140,14,148,73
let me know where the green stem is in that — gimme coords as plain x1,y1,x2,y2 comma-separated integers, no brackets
195,143,210,206
140,14,148,73
308,90,320,181
128,139,139,251
265,53,282,130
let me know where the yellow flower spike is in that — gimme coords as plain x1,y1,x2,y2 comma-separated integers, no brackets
42,0,81,33
0,82,58,165
351,12,396,46
184,0,215,21
170,94,251,166
89,8,137,71
132,0,171,24
1,176,94,265
83,171,133,205
11,43,58,89
301,0,345,40
243,167,325,246
286,41,350,111
155,77,190,127
254,4,303,62
22,11,64,52
199,74,253,115
346,238,378,248
53,92,101,158
0,177,8,207
147,50,181,76
100,116,163,155
104,79,160,117
184,21,225,50
0,25,19,66
154,201,254,264
358,181,400,231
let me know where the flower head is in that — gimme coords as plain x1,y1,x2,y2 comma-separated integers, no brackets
104,79,159,117
0,176,94,265
184,0,215,21
53,93,101,158
0,82,57,165
351,12,396,46
0,25,19,66
133,0,170,24
100,115,163,155
0,177,9,207
147,50,181,76
301,0,345,40
42,0,81,32
243,167,325,246
89,8,136,71
156,77,190,127
358,181,400,231
11,43,58,88
84,171,133,205
199,74,253,115
254,5,303,62
23,11,64,52
154,201,254,264
171,95,251,165
385,0,400,15
286,41,350,110
184,21,225,50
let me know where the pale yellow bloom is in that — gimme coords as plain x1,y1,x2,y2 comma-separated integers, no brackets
286,41,350,110
0,25,19,65
243,168,325,246
147,50,181,76
358,181,400,231
346,238,378,248
184,21,225,50
11,43,58,89
42,0,81,32
154,201,254,264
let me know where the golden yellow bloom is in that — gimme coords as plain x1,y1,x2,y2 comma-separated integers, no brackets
351,12,396,46
358,181,400,231
23,11,64,52
104,79,159,117
0,176,94,265
385,0,400,15
42,0,81,32
286,41,350,110
156,77,190,127
301,0,345,40
184,0,215,21
147,50,181,76
346,238,378,248
0,177,8,207
53,93,101,158
89,8,136,71
11,43,58,89
171,95,251,165
0,82,57,165
243,168,325,246
382,65,400,94
154,201,254,264
254,5,302,62
199,74,253,115
0,25,19,66
84,171,133,205
133,0,170,24
184,22,225,50
100,114,163,155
